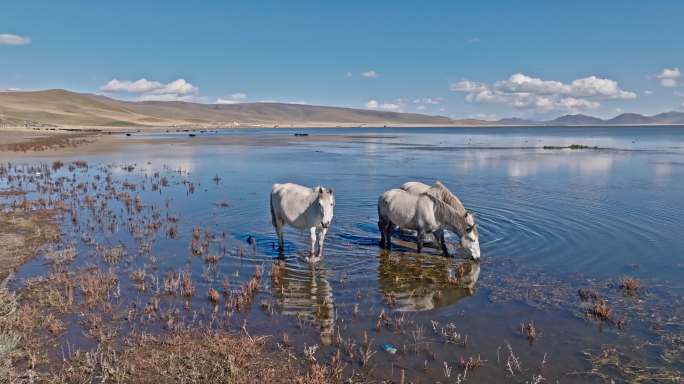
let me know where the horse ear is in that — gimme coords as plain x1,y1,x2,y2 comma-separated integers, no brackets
463,211,470,219
435,181,444,187
318,187,324,194
329,188,334,195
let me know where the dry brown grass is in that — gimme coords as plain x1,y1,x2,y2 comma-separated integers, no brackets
590,298,613,322
208,288,220,304
164,271,181,295
522,322,537,343
49,330,317,383
0,207,60,282
181,270,195,298
129,268,146,292
618,276,641,296
0,132,93,152
78,269,118,307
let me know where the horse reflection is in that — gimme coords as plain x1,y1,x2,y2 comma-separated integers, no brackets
270,260,335,345
377,251,480,312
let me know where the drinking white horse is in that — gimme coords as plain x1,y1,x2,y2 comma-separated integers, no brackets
270,183,335,262
400,181,480,259
378,183,480,259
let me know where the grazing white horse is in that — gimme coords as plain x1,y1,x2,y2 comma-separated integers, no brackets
270,183,335,262
400,181,480,259
378,184,480,259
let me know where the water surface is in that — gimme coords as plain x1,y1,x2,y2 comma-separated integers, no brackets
3,126,683,382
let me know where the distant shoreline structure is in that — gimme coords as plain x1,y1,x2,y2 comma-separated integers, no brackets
2,89,684,129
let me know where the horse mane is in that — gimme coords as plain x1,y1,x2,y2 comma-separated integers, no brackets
420,191,468,234
431,182,466,216
421,182,478,236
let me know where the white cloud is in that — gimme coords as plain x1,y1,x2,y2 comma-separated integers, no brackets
644,90,653,95
467,37,481,44
451,73,636,113
157,79,198,95
365,99,401,111
413,97,444,105
100,78,199,101
656,67,681,87
0,33,31,45
361,70,378,78
345,72,353,78
216,92,248,104
101,78,162,93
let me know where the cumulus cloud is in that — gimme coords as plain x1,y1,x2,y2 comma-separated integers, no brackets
366,99,401,111
216,92,248,104
0,33,31,45
656,68,681,87
361,70,378,78
100,78,199,101
450,73,636,113
365,100,379,108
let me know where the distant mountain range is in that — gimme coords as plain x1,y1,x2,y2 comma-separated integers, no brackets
498,112,684,126
1,89,683,128
0,89,467,128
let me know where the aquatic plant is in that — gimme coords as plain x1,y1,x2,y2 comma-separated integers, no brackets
618,276,641,296
590,297,613,321
522,322,537,343
207,288,220,304
358,331,376,367
163,271,180,295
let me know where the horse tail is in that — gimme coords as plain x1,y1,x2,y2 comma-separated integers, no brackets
270,193,278,227
377,194,388,222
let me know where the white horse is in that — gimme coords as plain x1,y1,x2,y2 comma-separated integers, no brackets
270,183,335,262
378,184,480,259
400,181,480,259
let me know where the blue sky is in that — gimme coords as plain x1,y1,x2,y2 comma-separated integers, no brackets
1,1,684,119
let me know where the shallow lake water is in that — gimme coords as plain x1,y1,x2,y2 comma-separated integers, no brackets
3,126,684,382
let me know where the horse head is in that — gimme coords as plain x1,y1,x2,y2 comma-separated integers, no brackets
460,211,480,260
315,186,335,228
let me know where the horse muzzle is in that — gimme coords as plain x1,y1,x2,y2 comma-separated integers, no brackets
321,222,330,229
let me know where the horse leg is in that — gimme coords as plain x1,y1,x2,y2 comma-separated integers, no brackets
275,222,285,255
385,221,394,250
378,220,386,248
436,229,450,257
317,227,328,258
309,227,317,258
416,229,424,253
